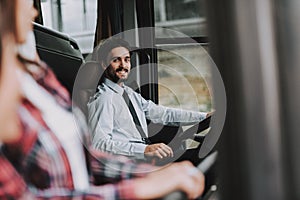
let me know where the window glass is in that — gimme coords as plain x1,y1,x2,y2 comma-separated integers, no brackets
41,0,97,54
154,0,207,38
157,44,212,112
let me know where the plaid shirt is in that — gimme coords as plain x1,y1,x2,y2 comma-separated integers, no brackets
0,152,30,199
2,62,153,199
0,152,133,200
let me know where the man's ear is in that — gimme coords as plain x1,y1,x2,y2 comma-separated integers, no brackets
101,61,107,70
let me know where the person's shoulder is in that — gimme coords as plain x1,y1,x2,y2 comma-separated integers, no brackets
98,83,113,94
97,83,116,96
88,84,113,104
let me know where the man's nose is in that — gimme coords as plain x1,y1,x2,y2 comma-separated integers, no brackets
121,59,128,67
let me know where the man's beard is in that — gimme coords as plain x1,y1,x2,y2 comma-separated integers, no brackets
104,66,128,84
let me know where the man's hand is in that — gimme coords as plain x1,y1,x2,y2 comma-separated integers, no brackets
206,110,215,118
144,143,174,159
133,161,205,199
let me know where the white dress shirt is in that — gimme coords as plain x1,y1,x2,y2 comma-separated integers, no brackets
87,78,207,159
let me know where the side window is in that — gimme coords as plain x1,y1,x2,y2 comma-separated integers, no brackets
154,0,211,112
156,44,212,112
154,0,207,38
40,0,97,54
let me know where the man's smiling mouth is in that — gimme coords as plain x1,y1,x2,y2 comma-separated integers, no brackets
116,67,129,73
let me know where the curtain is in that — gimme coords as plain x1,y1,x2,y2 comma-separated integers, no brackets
33,0,43,25
94,0,123,47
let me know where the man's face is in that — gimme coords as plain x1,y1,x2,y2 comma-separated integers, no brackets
103,47,131,84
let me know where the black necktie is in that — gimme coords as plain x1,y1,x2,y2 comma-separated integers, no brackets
122,90,151,144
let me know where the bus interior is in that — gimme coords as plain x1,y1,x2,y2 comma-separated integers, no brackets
29,0,300,200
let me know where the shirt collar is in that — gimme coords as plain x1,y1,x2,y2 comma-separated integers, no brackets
104,78,124,94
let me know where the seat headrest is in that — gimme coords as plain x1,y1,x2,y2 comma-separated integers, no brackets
75,61,103,89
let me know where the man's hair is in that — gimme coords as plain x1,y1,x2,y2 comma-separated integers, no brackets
93,37,131,65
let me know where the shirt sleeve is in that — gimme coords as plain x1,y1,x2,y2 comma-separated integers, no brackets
139,94,207,126
89,149,155,185
88,97,146,158
1,153,138,200
32,181,138,200
0,154,28,199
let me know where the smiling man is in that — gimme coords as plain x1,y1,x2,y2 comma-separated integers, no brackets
87,37,209,161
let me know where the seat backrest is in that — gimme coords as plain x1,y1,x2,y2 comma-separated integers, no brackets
33,23,84,95
72,61,103,117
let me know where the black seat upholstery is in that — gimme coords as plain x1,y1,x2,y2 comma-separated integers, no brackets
33,23,84,95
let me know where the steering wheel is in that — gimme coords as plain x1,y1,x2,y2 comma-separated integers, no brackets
162,151,218,200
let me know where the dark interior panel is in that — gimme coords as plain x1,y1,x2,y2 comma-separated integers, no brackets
33,23,84,94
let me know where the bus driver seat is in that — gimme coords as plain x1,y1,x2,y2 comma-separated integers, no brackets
72,61,103,118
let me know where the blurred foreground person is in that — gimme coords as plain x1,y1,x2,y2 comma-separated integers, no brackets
0,1,32,198
0,0,205,199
